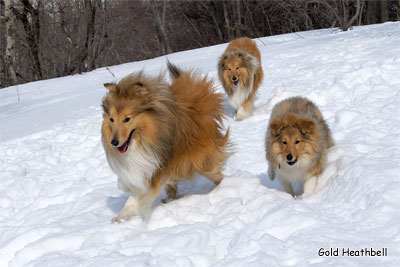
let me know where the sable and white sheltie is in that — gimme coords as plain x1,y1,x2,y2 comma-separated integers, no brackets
218,37,264,121
101,62,230,223
265,97,334,196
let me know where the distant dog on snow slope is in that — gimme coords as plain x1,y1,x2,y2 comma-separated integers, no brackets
265,97,334,196
101,62,230,223
218,37,263,121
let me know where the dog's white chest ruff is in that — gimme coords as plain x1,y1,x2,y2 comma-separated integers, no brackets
229,85,252,109
276,157,312,182
107,142,160,194
277,165,309,182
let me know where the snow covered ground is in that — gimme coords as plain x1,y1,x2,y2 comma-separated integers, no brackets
1,22,400,266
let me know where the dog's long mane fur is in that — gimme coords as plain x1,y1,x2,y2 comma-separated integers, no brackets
166,63,230,179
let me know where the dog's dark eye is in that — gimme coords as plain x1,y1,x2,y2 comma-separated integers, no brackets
123,117,131,123
295,140,300,144
228,68,231,71
236,67,239,70
110,118,114,123
282,141,287,145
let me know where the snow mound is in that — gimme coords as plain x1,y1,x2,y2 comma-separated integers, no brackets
1,23,400,266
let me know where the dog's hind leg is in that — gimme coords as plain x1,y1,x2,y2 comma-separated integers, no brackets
202,169,224,186
166,182,178,199
162,182,178,203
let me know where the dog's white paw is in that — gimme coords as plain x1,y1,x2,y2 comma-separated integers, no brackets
161,197,173,204
294,195,303,200
111,216,123,224
111,213,131,224
236,107,251,121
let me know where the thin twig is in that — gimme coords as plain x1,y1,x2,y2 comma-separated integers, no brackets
16,85,20,101
106,67,116,78
257,38,266,46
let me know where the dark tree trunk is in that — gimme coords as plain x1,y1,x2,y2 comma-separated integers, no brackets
14,0,42,80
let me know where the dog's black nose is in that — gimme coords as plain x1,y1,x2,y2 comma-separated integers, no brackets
286,153,293,161
232,76,237,81
111,139,119,147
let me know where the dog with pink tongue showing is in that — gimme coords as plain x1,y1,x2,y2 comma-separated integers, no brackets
101,62,231,223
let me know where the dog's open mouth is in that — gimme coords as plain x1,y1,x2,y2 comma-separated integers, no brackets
233,80,239,86
287,158,298,166
117,129,135,154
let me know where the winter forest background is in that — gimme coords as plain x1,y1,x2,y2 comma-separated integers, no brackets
1,0,399,88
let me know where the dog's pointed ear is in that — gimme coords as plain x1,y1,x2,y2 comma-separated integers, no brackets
101,97,110,115
295,118,315,135
167,61,181,80
101,103,109,115
104,83,117,92
270,121,285,137
219,55,227,69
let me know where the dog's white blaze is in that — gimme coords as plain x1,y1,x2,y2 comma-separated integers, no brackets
229,84,252,109
108,141,160,194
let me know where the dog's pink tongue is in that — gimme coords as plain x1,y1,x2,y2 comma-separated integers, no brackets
117,142,128,154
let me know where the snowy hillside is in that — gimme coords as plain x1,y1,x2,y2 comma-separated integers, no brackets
1,22,400,266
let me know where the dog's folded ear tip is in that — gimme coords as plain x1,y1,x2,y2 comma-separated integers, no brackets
135,82,144,87
104,83,117,92
270,120,285,136
295,118,316,135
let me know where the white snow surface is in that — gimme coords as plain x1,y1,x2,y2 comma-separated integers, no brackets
1,23,400,266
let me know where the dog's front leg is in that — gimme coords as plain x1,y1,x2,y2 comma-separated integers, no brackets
112,195,140,223
303,176,317,195
268,163,276,181
112,173,163,223
279,177,295,196
236,96,254,121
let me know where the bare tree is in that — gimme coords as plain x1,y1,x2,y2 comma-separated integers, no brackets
380,0,389,23
1,0,399,88
4,0,18,85
324,0,362,31
233,0,241,37
222,1,232,40
200,1,224,43
57,0,107,74
147,0,172,54
13,0,42,80
366,0,377,24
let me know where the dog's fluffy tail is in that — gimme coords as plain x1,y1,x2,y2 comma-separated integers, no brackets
167,60,182,80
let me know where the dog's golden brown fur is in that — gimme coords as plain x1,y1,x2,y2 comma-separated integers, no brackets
265,97,334,196
218,37,263,121
101,63,230,222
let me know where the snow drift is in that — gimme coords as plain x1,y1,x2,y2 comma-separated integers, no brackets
1,22,400,266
